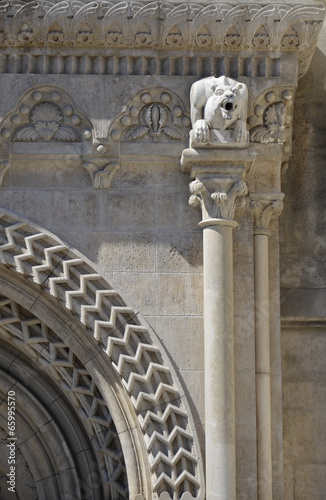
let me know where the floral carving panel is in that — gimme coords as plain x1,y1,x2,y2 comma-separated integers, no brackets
248,87,294,156
0,85,94,150
109,88,190,143
13,102,80,142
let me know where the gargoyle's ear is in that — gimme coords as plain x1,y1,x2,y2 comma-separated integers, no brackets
234,83,243,90
211,84,217,92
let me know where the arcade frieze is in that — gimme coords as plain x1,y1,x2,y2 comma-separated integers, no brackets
0,1,323,80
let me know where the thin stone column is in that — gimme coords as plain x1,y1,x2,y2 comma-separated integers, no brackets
250,193,283,500
189,174,248,500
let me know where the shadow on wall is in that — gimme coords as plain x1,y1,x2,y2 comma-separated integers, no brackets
280,46,326,294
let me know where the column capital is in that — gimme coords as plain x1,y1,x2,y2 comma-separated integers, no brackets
190,175,248,224
250,192,284,233
181,147,254,226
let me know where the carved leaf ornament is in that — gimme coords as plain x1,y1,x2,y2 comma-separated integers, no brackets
109,88,190,143
251,102,286,144
125,103,186,142
14,102,79,141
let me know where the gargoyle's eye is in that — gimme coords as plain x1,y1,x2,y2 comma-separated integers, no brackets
215,90,223,95
233,90,239,96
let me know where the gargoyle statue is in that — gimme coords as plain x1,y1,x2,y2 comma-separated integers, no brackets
190,75,248,145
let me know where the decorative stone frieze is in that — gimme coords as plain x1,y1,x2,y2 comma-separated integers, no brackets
0,84,93,152
250,193,285,232
0,1,323,80
109,87,190,143
0,84,122,188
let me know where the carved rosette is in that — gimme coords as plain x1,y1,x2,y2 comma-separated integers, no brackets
250,193,284,233
189,177,248,222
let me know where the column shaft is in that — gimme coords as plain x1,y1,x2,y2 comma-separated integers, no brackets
202,221,236,500
254,233,272,500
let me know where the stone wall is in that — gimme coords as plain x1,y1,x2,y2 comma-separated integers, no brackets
280,10,326,500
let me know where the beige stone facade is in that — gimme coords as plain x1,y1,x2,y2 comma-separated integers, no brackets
0,1,325,499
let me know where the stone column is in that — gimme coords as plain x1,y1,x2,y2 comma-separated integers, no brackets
250,193,283,500
189,171,248,500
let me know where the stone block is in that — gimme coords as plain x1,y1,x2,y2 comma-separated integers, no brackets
234,314,255,372
100,189,181,231
282,408,326,465
282,329,326,379
57,230,156,274
235,369,256,427
10,158,84,189
179,368,205,425
5,189,100,230
120,160,180,189
283,464,294,500
234,276,255,317
233,229,254,277
109,272,203,317
155,231,203,273
147,315,204,370
283,380,326,411
294,464,326,500
236,425,257,482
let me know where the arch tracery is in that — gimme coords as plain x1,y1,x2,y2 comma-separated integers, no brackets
0,208,204,500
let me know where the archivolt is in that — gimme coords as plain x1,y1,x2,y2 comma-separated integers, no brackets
0,209,204,500
0,298,128,499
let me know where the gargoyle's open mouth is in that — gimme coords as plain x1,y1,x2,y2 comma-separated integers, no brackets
222,100,237,112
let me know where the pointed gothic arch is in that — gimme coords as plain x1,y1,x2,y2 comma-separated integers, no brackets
0,208,204,500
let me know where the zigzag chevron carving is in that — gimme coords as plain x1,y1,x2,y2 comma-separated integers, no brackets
0,209,203,500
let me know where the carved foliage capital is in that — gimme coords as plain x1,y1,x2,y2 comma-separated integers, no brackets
190,176,248,221
250,194,284,231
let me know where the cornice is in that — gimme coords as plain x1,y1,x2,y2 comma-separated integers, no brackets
0,1,324,78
